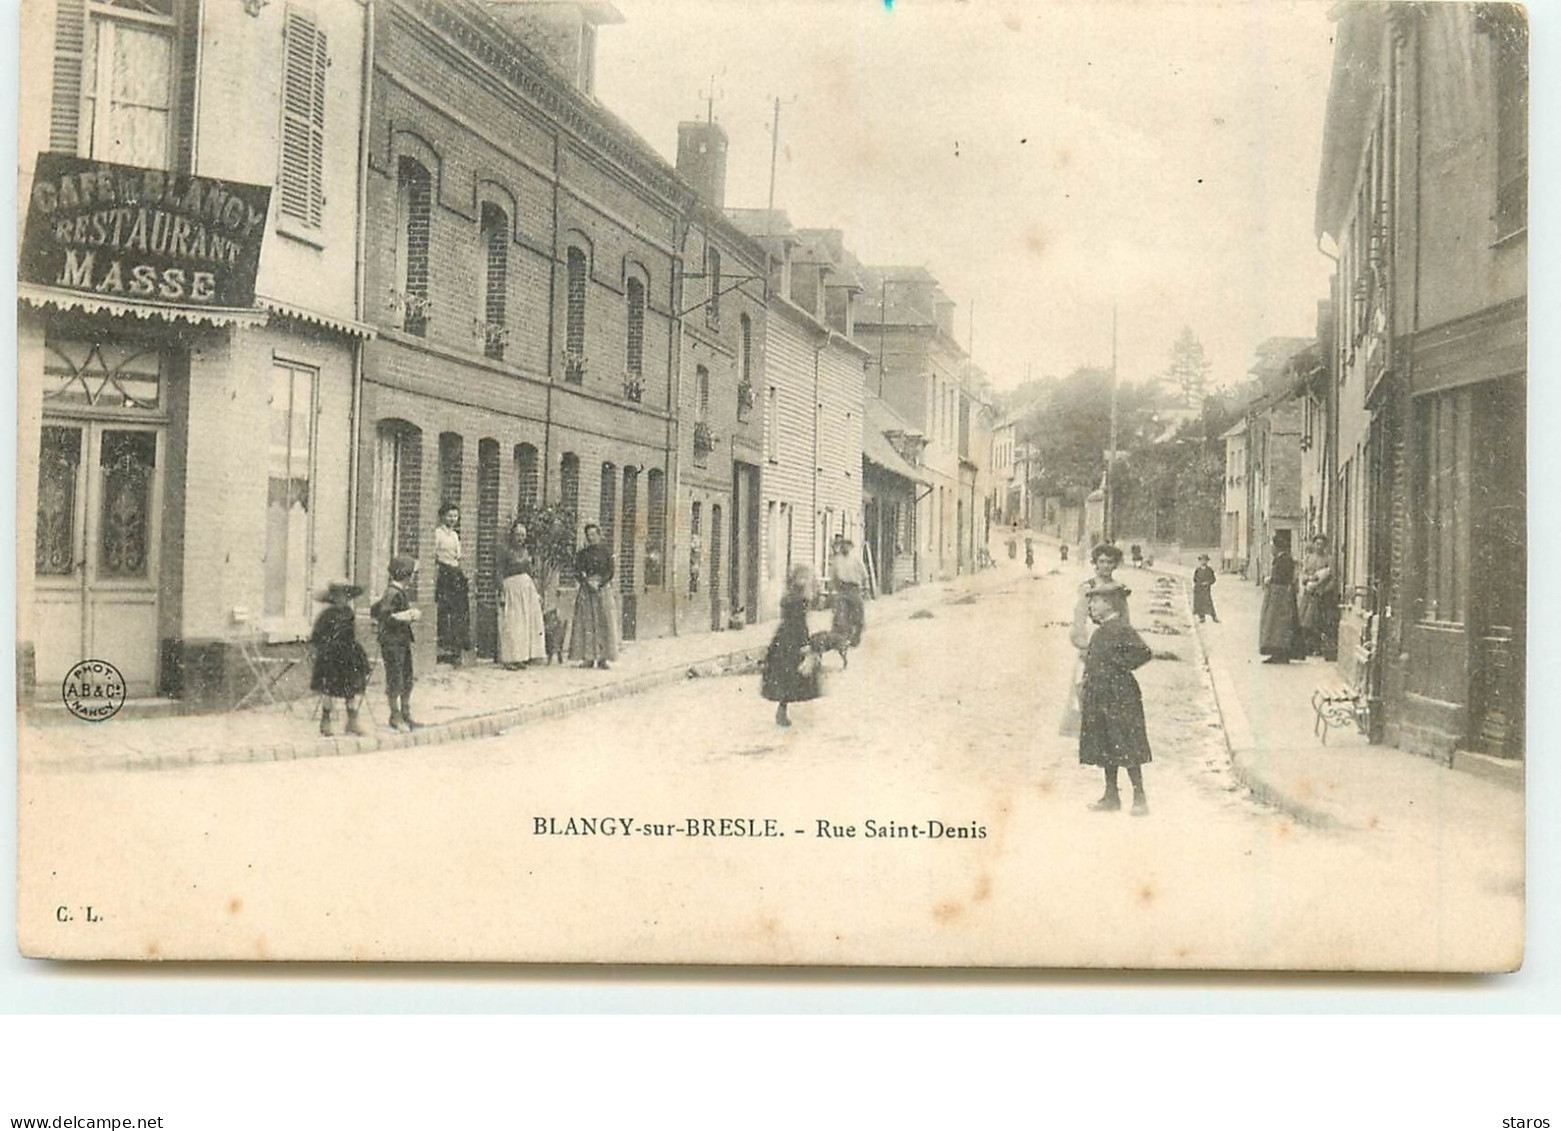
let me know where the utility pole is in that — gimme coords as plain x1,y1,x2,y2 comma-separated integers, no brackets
1106,302,1119,543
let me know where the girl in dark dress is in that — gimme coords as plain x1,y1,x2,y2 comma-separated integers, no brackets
567,523,620,669
1258,533,1300,663
1192,554,1219,622
762,565,822,727
1079,580,1154,816
311,581,371,737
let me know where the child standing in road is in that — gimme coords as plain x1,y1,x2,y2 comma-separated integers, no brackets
371,556,422,732
1079,579,1154,816
310,581,371,737
761,564,823,727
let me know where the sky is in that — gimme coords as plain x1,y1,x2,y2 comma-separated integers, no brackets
595,0,1340,393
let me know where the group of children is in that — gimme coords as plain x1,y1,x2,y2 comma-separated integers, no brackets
308,557,423,737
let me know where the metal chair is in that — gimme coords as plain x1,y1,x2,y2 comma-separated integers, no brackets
231,611,301,713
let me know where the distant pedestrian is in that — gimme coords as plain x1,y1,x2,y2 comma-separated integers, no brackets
1024,537,1034,571
829,537,867,647
1059,543,1069,563
1259,533,1300,664
433,502,471,666
1007,535,1018,560
371,556,422,731
497,519,546,669
762,564,823,727
1192,554,1219,623
1298,534,1339,659
1079,580,1154,816
310,581,370,737
567,523,619,669
1130,543,1144,569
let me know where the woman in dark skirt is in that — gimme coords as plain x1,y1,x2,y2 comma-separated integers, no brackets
311,581,371,736
762,564,823,727
567,523,620,669
1192,554,1219,623
1079,580,1154,815
1258,533,1300,663
433,502,471,666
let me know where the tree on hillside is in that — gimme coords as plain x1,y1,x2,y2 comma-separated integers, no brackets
1166,326,1213,408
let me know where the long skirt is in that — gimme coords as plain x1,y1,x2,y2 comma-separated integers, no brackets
761,624,823,703
498,573,547,664
831,583,865,647
567,582,621,662
435,563,472,658
1258,582,1300,657
1193,585,1218,619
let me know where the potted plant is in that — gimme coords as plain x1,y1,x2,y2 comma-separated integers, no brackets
515,502,580,616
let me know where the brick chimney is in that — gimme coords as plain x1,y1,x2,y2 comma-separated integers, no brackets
483,1,623,97
677,120,729,210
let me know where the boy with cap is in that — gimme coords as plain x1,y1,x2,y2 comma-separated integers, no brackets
371,556,423,732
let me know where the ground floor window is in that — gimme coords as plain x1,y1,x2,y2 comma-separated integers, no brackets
374,419,423,597
1415,387,1473,625
265,360,317,630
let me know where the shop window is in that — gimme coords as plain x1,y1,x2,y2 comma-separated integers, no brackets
1416,389,1472,624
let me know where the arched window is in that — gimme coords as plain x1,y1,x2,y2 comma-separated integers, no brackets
645,468,666,587
479,203,508,360
475,438,501,657
737,313,753,421
438,432,463,512
705,245,722,327
624,276,645,401
397,158,431,336
514,442,539,511
598,462,618,550
565,246,587,381
559,452,580,523
374,420,423,597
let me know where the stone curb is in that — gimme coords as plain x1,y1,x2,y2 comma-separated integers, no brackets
1148,563,1343,832
28,572,1019,775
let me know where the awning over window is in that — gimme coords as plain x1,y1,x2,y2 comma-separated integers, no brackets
257,296,377,339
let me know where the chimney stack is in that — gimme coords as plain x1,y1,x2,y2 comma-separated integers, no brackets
676,120,729,210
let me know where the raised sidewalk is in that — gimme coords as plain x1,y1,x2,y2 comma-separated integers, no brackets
22,562,1021,773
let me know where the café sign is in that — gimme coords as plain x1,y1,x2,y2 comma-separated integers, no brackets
22,153,271,309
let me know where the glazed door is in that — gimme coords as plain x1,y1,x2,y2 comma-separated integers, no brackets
35,422,164,698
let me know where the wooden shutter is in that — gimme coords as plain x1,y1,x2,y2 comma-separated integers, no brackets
50,0,86,154
280,8,327,227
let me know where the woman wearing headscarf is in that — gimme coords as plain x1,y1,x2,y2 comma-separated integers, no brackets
496,519,547,669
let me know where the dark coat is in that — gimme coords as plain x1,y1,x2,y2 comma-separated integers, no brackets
1192,565,1218,617
1259,551,1300,656
370,584,414,647
762,592,822,703
1078,616,1153,767
310,605,370,698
